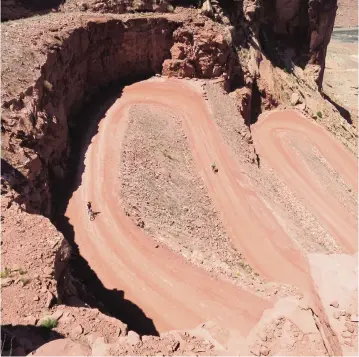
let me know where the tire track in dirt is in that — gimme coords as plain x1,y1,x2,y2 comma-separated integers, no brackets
66,79,271,334
251,110,358,254
65,79,351,345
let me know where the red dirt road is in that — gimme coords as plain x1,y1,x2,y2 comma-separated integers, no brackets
65,79,355,337
252,111,358,254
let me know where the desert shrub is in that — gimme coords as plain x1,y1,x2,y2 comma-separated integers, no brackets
18,268,27,275
20,277,31,286
0,267,11,278
41,318,58,329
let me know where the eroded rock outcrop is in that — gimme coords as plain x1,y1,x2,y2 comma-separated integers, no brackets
163,20,233,78
61,0,171,14
2,14,180,214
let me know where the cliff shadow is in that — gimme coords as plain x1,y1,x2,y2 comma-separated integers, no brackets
52,79,159,336
322,92,353,125
0,159,39,213
1,0,63,22
1,324,64,356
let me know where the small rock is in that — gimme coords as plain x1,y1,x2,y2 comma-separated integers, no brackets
291,92,300,106
43,267,53,276
127,331,141,346
341,330,352,338
141,335,152,343
296,102,306,111
92,337,110,356
62,312,76,324
87,332,104,345
155,244,159,248
260,346,270,356
116,326,123,337
171,341,180,352
33,295,40,301
250,345,260,356
344,323,355,333
73,324,83,336
350,314,358,322
333,311,340,319
330,301,339,308
50,310,63,321
258,332,267,342
45,291,56,308
40,286,47,293
1,278,13,287
340,310,346,316
12,265,20,271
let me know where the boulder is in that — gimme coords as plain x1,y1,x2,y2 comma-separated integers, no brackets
29,339,90,356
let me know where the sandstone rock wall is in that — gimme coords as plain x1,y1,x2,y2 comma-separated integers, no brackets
2,15,179,214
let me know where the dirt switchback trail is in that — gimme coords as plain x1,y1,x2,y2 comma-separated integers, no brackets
66,79,339,338
251,111,358,253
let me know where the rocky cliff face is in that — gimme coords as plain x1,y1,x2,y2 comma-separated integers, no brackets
2,14,180,214
1,10,240,215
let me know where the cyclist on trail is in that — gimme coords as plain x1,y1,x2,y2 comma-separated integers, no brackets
87,201,92,214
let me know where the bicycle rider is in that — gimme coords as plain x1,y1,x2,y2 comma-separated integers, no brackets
87,201,92,215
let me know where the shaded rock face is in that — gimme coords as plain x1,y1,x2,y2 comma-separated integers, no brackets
258,0,337,88
1,0,63,21
1,17,179,214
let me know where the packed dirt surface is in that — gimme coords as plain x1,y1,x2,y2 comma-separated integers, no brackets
324,29,358,128
64,77,356,355
252,110,358,254
336,0,358,27
66,79,272,334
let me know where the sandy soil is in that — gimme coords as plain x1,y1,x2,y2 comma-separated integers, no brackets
336,0,358,27
324,37,358,128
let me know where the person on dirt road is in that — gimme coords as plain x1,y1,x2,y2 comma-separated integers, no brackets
87,201,92,214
